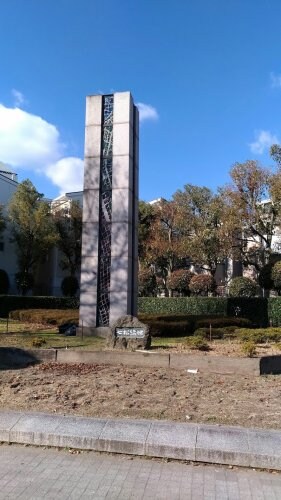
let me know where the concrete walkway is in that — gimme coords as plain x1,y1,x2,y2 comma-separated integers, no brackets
1,444,281,499
1,410,281,471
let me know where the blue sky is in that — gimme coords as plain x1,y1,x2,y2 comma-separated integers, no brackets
1,0,281,201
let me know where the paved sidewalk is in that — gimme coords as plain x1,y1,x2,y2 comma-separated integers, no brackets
1,410,281,471
1,444,281,499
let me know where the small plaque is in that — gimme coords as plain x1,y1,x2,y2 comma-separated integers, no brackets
116,327,145,338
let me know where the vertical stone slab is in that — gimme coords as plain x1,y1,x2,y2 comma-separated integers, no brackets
110,92,134,325
79,92,139,334
79,96,102,329
132,105,139,315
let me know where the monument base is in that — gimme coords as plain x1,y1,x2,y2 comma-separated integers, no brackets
76,326,111,338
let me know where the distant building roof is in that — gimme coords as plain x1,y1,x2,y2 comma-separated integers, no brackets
148,198,164,205
0,161,18,182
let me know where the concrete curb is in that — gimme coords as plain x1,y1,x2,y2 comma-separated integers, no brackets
0,410,281,471
5,347,281,375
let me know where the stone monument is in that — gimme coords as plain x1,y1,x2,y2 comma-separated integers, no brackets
109,315,151,350
78,92,139,335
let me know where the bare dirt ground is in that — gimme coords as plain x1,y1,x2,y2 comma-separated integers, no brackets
153,340,281,357
0,362,280,430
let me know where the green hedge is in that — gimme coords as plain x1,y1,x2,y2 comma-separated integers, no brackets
146,320,193,338
138,297,270,327
139,313,253,337
0,295,79,318
3,295,281,326
268,298,281,326
226,298,268,327
138,313,195,322
138,297,227,316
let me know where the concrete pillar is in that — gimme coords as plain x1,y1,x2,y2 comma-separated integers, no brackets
79,92,139,335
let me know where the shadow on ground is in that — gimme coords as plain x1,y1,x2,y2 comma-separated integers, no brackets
0,347,38,370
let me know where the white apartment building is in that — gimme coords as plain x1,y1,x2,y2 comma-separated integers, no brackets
0,167,83,296
42,192,83,296
0,169,19,293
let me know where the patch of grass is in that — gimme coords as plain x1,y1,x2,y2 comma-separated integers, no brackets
151,337,187,348
0,328,106,350
0,318,45,334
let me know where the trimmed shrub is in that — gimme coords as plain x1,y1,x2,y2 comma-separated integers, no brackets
194,316,252,329
0,269,9,294
61,276,79,297
185,336,210,351
241,341,256,357
193,326,237,340
189,274,217,296
9,309,79,326
237,328,281,344
0,296,79,318
166,269,194,295
272,261,281,295
229,277,258,298
32,337,47,348
138,313,198,324
138,268,157,296
145,320,193,338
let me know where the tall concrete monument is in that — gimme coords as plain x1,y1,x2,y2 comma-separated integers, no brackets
79,92,139,335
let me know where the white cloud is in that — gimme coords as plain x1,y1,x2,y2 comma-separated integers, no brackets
270,72,281,88
46,157,84,194
11,89,27,107
0,98,158,194
136,102,159,122
0,102,83,193
0,104,62,168
249,130,279,155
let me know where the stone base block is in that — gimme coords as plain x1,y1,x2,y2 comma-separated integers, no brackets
76,326,111,338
